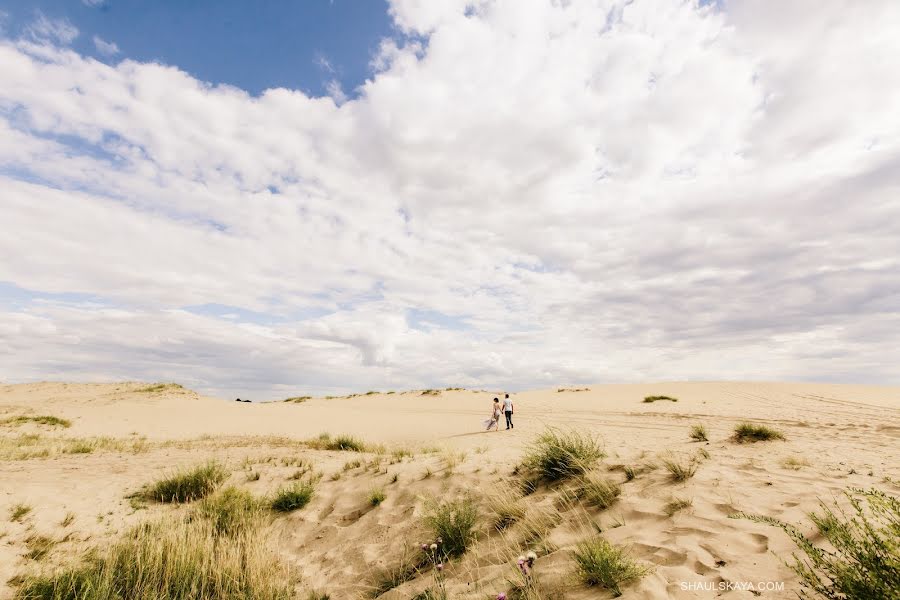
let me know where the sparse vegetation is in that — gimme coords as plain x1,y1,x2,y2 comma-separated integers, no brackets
368,488,386,506
579,475,622,509
195,487,264,536
420,389,441,396
10,503,32,522
486,485,527,530
283,396,312,403
423,496,478,558
134,383,184,393
664,496,692,517
308,433,366,452
689,424,708,442
572,536,651,597
522,428,604,481
246,470,261,481
270,480,315,512
25,534,56,561
369,551,422,597
735,488,900,600
60,512,75,527
13,508,293,600
140,462,228,503
1,415,71,428
661,454,699,482
781,456,811,470
643,395,678,403
732,422,785,443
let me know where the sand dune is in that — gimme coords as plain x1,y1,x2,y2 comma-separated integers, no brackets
1,381,898,598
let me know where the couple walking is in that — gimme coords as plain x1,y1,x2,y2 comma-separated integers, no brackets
484,393,514,431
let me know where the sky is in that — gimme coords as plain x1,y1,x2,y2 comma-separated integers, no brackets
1,0,899,401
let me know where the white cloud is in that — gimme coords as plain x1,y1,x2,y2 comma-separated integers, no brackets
82,0,106,7
92,35,119,56
1,0,900,398
325,78,348,104
25,12,78,44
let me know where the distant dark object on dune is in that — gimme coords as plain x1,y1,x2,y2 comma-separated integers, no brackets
242,399,251,403
235,398,251,403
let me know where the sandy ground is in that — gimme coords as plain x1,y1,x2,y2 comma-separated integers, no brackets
0,381,898,599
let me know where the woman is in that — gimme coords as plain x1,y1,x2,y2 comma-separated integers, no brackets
483,397,502,431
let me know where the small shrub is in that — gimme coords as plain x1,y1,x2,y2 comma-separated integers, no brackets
271,480,315,512
689,424,708,442
423,497,478,558
664,496,692,516
732,422,785,443
643,395,677,403
141,462,228,503
522,428,604,481
735,488,900,600
579,475,622,509
1,415,71,428
310,433,366,452
368,488,386,506
661,454,699,482
572,536,650,596
10,503,32,522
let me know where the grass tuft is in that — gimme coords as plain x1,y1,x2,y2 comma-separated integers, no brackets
368,488,386,506
270,480,315,512
735,488,899,600
572,536,651,597
486,484,527,530
134,383,184,393
732,422,785,443
10,503,32,522
140,462,228,503
522,428,605,481
24,534,57,561
643,395,677,403
423,496,478,558
308,433,367,452
1,415,71,428
194,487,264,536
781,456,811,470
689,424,708,442
661,454,699,482
664,496,693,517
579,475,622,509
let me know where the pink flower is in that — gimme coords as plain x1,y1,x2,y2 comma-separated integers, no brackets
421,544,428,551
436,563,443,571
497,594,507,600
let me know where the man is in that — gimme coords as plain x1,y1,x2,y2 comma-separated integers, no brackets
502,393,514,429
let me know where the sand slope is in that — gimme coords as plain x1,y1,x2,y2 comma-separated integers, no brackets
1,381,898,598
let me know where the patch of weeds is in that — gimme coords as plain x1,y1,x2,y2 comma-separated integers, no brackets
643,395,678,403
487,484,527,530
60,512,75,527
572,536,651,597
10,503,32,522
781,456,811,470
661,454,699,482
522,427,604,481
579,475,622,509
368,488,386,506
664,496,692,517
24,534,56,560
134,383,184,393
283,396,312,403
1,415,71,428
734,488,900,600
309,433,367,452
689,424,708,442
140,462,228,503
423,496,478,558
195,486,264,535
270,480,315,512
732,422,785,443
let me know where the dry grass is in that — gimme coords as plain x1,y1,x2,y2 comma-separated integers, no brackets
732,422,785,443
781,456,811,470
1,415,71,428
661,454,699,482
486,484,528,530
643,395,677,403
139,462,228,503
522,428,605,481
689,424,708,442
10,503,32,522
572,536,651,597
0,434,149,461
664,496,693,517
578,475,622,509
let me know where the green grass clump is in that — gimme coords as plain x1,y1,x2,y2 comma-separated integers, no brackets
643,395,677,403
572,536,651,596
735,488,899,600
579,475,622,509
661,454,699,482
732,422,785,443
283,396,312,403
1,415,71,428
141,462,228,503
522,428,605,481
270,480,315,512
689,424,708,442
423,497,478,558
10,503,32,522
14,513,292,600
368,488,386,506
308,433,366,452
194,487,264,536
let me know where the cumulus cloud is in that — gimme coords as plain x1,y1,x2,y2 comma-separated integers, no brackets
92,35,119,56
1,0,899,399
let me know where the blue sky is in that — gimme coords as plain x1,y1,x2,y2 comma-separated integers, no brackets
1,0,899,399
1,0,393,97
